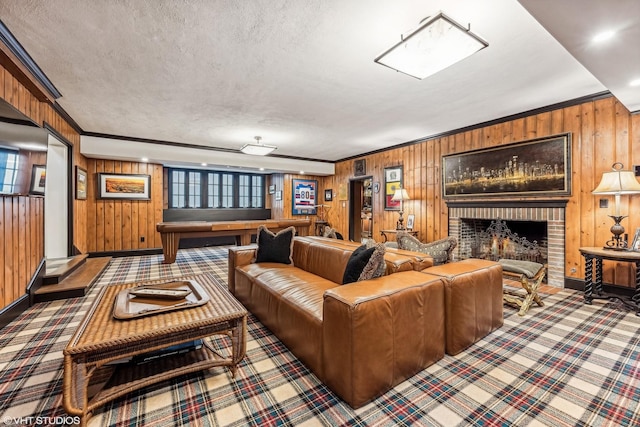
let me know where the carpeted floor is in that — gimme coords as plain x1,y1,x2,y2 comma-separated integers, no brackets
1,246,639,426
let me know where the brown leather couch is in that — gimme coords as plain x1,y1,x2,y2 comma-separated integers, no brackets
228,237,502,408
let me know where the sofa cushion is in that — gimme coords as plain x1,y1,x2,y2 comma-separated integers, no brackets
396,233,457,265
255,225,295,264
499,258,544,279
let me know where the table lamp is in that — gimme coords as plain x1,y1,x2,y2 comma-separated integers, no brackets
592,162,640,250
391,188,411,230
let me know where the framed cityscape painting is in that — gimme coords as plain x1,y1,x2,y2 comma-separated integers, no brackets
442,134,571,198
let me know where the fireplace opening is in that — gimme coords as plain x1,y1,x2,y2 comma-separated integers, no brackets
459,219,548,265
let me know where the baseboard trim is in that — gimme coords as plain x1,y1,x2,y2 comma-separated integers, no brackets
564,277,635,298
26,258,46,306
88,248,163,258
0,295,30,329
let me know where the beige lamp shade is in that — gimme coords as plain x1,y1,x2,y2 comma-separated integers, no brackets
592,162,640,217
592,168,640,194
391,188,411,201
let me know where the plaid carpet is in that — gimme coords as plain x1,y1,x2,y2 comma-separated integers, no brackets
1,247,639,426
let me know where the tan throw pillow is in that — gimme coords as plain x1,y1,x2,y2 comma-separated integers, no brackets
323,226,337,239
359,242,386,281
396,233,456,265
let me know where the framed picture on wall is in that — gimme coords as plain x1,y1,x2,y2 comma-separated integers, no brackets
292,179,317,215
442,133,571,198
29,164,46,195
324,189,333,201
384,166,402,210
98,173,151,200
75,166,87,200
275,190,282,201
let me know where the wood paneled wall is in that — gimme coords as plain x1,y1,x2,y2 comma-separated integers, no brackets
0,63,84,310
0,196,44,307
85,160,164,252
322,96,640,287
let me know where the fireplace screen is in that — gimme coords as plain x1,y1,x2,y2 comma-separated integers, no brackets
464,219,547,265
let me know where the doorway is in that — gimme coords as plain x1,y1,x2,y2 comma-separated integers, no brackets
348,177,373,242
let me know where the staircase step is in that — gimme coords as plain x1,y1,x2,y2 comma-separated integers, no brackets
44,254,89,285
34,257,111,302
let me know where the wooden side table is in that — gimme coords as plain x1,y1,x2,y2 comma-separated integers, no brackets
380,229,418,242
579,247,640,316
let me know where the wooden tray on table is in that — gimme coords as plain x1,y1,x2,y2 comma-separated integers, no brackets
112,279,210,320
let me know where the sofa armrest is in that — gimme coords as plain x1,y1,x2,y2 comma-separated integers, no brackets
321,271,445,408
228,245,257,294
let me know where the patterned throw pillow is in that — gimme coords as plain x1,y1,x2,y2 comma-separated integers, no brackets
365,240,387,277
396,233,457,265
342,245,375,284
342,243,386,284
358,243,386,281
255,225,295,264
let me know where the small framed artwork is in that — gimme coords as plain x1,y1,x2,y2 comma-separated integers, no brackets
76,166,88,200
98,173,151,200
275,190,283,201
384,166,403,210
406,214,415,230
324,189,333,202
292,178,317,215
354,159,366,176
29,164,46,195
268,184,276,194
630,228,640,252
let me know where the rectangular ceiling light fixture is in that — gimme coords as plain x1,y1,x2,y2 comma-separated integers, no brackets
374,12,488,80
240,136,277,156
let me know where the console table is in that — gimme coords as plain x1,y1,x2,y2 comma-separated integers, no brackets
380,229,418,242
579,247,640,315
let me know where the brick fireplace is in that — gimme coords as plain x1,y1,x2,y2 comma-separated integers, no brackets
447,201,567,288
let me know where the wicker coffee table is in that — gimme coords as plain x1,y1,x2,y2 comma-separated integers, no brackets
63,273,247,426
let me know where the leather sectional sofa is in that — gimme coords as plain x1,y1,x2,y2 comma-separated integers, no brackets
228,236,503,408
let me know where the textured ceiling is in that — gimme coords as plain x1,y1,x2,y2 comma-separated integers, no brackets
0,0,634,166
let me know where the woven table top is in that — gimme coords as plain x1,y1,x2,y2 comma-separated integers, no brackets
64,273,247,357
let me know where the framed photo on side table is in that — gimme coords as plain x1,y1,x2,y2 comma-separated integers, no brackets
406,214,415,230
629,228,640,251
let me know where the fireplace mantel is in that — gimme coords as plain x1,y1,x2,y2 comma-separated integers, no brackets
446,200,568,209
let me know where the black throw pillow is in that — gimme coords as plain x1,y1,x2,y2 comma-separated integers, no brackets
255,225,295,264
342,244,375,284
